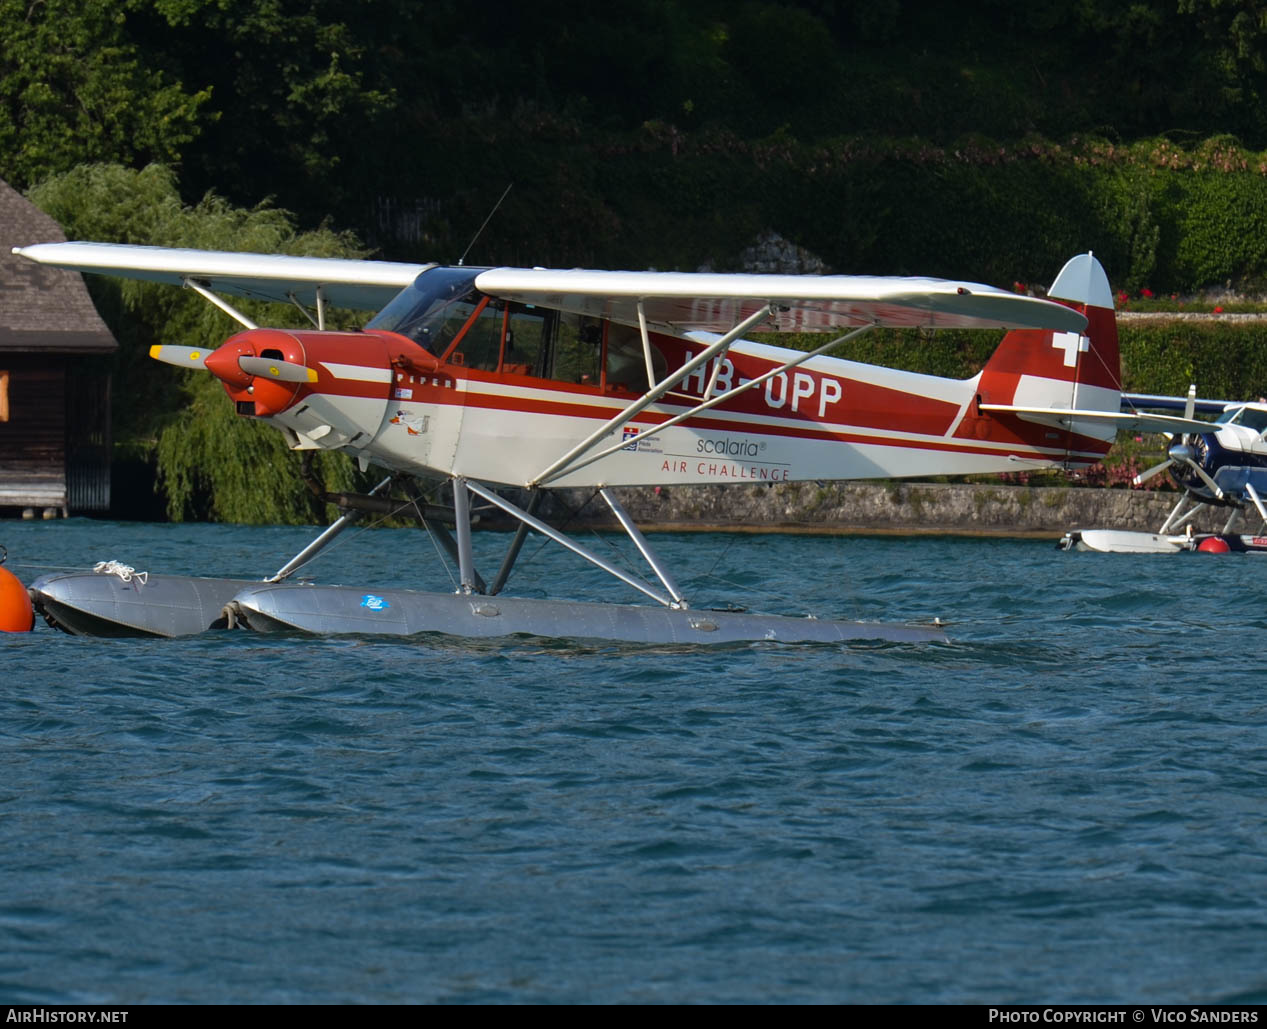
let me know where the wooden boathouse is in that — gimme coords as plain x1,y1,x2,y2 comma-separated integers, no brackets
0,178,117,517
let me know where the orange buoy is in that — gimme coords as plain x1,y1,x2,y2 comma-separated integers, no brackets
1197,536,1232,554
0,558,34,632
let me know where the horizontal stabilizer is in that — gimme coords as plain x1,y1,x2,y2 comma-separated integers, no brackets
980,404,1213,435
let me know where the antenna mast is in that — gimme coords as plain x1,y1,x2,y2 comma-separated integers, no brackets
457,184,513,266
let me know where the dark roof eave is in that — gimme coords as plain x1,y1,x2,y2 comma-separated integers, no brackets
0,330,119,354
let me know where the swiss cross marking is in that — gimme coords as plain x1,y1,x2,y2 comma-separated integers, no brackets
1052,331,1089,368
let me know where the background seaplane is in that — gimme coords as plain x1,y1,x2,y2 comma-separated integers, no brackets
15,242,1128,642
1061,388,1267,554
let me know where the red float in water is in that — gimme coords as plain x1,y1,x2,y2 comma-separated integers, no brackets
0,563,34,632
1197,536,1232,554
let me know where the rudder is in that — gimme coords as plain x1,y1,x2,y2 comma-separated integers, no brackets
975,253,1121,458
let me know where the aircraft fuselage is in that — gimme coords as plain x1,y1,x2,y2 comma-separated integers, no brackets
212,320,1113,489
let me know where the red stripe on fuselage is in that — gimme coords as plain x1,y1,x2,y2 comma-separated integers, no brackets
447,381,1103,463
649,335,961,436
272,327,1110,463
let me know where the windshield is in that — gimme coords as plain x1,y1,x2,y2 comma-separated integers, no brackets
1219,405,1267,433
365,267,483,353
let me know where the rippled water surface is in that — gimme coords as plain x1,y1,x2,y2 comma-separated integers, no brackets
3,520,1267,1003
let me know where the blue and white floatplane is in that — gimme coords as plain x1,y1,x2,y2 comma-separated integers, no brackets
1060,392,1267,555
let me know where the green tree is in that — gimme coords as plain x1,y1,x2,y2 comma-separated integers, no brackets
0,0,209,188
123,0,399,222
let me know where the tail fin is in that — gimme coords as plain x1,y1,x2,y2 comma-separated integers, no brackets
971,253,1121,465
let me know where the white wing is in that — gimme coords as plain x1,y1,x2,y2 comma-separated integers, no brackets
12,241,433,311
473,267,1088,334
15,243,1090,333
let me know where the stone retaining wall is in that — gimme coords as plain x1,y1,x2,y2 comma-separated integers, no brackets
526,482,1233,538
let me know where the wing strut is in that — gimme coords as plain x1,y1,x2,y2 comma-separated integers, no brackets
1245,482,1267,526
599,487,686,607
264,474,394,582
183,278,257,329
1159,495,1206,534
452,477,480,594
637,301,656,391
487,489,544,596
287,285,328,330
531,304,776,487
462,479,678,607
538,321,878,487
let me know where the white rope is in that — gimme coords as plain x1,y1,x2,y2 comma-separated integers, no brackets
92,560,148,585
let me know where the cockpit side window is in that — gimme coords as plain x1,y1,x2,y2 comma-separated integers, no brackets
606,323,666,392
504,306,550,375
1243,408,1267,433
443,301,553,373
446,297,501,369
552,313,603,386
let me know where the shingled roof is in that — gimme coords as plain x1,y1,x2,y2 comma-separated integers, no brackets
0,178,117,354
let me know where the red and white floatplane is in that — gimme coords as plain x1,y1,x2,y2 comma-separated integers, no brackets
15,243,1145,642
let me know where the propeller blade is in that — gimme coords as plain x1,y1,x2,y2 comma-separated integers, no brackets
1159,384,1200,442
238,356,318,383
1132,458,1173,486
149,344,211,370
1180,457,1225,500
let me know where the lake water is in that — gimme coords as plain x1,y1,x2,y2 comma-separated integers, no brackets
3,519,1266,1004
